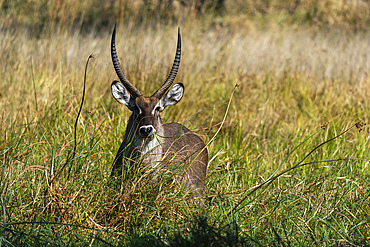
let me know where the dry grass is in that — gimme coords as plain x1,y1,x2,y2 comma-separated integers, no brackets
2,24,369,116
0,1,370,245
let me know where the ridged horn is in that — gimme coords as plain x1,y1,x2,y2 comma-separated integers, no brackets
152,28,181,99
111,24,142,98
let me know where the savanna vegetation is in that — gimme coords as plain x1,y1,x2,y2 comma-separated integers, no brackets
0,0,369,245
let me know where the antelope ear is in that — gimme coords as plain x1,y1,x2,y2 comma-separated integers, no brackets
160,83,184,110
111,81,135,111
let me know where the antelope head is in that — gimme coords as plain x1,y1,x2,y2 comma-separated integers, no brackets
110,25,184,141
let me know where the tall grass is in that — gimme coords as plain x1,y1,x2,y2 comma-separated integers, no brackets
1,0,369,245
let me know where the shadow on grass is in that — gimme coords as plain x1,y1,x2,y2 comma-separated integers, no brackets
2,216,256,246
123,216,252,247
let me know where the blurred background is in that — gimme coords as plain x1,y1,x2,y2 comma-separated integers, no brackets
1,1,370,245
1,0,369,35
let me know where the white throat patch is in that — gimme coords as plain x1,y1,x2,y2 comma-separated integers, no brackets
141,135,159,154
140,135,162,166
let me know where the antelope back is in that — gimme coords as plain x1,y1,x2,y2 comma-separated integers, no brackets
161,122,208,199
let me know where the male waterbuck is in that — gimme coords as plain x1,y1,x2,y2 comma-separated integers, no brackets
110,25,208,202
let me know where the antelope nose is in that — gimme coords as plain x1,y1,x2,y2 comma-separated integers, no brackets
139,125,154,137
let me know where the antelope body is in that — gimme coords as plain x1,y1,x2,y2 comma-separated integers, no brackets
110,25,208,201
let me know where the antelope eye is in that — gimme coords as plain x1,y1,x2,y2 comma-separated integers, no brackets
133,104,142,114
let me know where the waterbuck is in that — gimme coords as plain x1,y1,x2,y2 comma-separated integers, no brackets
110,25,208,202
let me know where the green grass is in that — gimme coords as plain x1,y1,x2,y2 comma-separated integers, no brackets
1,1,370,246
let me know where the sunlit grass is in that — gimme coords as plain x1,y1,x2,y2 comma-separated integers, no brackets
1,1,369,245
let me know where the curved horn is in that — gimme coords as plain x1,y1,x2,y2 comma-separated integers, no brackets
152,28,181,99
111,24,142,98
